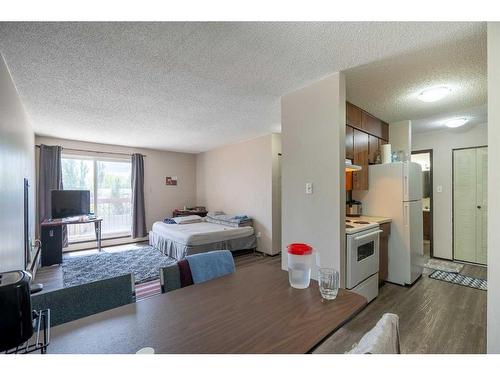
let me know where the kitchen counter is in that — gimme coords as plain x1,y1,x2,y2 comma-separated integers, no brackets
347,215,392,224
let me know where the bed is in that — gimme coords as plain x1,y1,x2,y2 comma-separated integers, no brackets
149,221,257,260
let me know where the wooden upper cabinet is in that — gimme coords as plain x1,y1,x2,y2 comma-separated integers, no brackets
346,125,354,160
361,112,383,139
368,135,379,164
381,121,389,142
353,129,369,190
346,102,362,129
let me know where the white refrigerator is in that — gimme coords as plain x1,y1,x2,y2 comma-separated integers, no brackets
353,161,424,286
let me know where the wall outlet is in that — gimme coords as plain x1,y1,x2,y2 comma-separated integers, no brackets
436,185,443,193
256,232,261,238
305,182,313,194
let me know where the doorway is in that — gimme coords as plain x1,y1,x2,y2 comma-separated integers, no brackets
411,150,433,259
453,146,488,265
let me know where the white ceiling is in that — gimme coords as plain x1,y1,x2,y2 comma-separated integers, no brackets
0,22,487,153
411,104,487,134
344,25,486,131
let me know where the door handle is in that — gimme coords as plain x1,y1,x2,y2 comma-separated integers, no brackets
354,230,383,241
477,206,482,209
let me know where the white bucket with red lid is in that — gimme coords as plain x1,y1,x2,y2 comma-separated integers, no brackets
287,243,314,289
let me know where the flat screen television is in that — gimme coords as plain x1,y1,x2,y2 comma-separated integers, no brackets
51,190,91,219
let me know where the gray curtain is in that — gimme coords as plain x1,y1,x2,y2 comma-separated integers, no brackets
131,153,147,238
38,144,68,247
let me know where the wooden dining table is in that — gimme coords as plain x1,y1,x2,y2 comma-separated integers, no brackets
47,263,367,354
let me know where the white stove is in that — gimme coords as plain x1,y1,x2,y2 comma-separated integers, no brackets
345,218,379,234
345,218,381,303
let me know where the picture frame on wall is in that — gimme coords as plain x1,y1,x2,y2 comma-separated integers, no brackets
165,176,178,186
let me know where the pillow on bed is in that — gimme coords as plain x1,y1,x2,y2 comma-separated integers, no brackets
173,215,203,224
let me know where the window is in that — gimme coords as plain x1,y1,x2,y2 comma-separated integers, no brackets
61,154,132,243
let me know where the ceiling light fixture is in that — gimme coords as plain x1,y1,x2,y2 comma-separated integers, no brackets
417,86,451,102
444,117,468,128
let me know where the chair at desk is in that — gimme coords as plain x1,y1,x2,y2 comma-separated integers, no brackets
160,250,235,293
31,273,135,327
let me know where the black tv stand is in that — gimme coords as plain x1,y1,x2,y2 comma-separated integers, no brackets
40,216,102,266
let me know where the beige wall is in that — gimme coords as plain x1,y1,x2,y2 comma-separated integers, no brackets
0,54,35,272
281,72,346,282
271,133,282,255
35,136,197,249
488,22,500,354
412,124,487,260
196,134,281,255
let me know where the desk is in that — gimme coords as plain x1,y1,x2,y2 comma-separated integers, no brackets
48,263,366,353
40,216,103,266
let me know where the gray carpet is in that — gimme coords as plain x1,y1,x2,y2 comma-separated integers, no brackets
62,246,176,287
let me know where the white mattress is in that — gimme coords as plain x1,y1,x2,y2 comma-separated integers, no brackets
151,221,254,246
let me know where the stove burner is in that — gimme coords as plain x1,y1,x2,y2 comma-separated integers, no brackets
353,221,370,224
346,225,354,229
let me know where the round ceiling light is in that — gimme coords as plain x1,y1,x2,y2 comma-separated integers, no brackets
417,86,451,102
444,117,468,128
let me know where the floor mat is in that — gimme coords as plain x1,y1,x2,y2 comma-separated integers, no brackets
429,270,487,291
62,246,175,287
423,258,464,273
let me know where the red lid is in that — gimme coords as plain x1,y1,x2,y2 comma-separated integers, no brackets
287,243,313,255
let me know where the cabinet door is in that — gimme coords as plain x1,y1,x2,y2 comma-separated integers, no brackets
368,135,379,164
346,125,354,159
362,112,383,138
381,122,389,142
346,102,362,129
353,129,369,190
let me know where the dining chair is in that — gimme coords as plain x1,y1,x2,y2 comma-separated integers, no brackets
160,250,235,293
347,313,401,354
31,273,135,327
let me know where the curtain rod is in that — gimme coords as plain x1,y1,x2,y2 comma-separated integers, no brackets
35,144,146,158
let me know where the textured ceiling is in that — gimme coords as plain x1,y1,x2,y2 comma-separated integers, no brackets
411,104,487,134
345,27,486,129
0,22,487,153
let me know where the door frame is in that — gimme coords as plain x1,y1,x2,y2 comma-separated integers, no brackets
452,145,488,265
411,149,434,258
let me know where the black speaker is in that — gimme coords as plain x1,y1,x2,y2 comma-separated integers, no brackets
0,270,33,352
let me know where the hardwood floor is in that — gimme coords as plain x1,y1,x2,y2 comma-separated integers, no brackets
313,264,487,354
34,244,486,353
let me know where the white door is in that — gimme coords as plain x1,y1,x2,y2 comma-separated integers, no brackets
453,147,488,264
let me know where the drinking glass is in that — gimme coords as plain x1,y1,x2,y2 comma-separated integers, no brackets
318,268,339,300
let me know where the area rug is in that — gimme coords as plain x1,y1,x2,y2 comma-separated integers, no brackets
423,258,464,273
429,270,487,291
62,246,176,287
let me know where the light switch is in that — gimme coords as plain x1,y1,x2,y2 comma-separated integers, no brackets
436,185,443,193
305,182,313,194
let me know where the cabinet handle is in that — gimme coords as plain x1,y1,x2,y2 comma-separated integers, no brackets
477,206,482,209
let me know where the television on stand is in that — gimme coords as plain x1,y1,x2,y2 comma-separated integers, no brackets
51,190,91,219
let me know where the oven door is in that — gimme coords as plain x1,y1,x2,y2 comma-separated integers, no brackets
346,229,381,289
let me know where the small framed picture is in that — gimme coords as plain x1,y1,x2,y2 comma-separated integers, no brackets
165,176,178,186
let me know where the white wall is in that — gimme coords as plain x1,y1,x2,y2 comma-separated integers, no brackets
281,72,346,282
196,134,281,255
0,54,35,272
412,124,487,260
271,133,282,255
389,120,412,160
35,136,197,248
487,21,500,354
